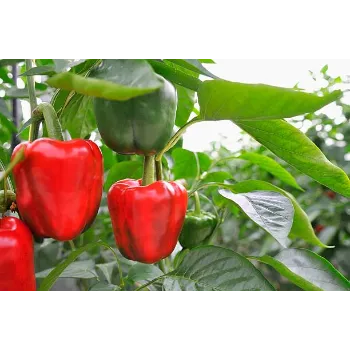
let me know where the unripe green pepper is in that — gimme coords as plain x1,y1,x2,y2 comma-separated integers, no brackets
179,211,218,249
93,74,177,155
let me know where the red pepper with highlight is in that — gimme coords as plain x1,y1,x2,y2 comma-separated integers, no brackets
0,217,36,291
108,179,188,264
12,138,103,241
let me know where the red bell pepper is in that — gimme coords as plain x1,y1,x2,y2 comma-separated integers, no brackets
12,138,103,241
0,217,36,291
108,179,188,264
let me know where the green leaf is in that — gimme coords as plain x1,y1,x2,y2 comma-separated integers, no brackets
47,59,163,101
148,59,201,91
321,64,328,74
252,249,350,291
229,180,330,248
17,117,37,135
105,161,143,191
0,114,16,133
236,120,350,198
199,59,215,64
312,226,337,254
197,152,211,172
175,85,196,127
166,59,218,79
172,148,198,179
198,80,342,121
219,190,294,247
71,59,100,75
38,241,118,291
53,59,86,72
36,59,54,66
101,144,116,171
89,282,120,291
36,260,98,279
96,262,117,284
0,98,11,118
127,263,163,283
0,68,14,84
60,94,96,139
163,246,274,291
239,152,303,190
201,171,233,183
21,65,55,76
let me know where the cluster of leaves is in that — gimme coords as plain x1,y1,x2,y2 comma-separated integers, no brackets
0,59,349,291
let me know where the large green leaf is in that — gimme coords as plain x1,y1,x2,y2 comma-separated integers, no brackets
47,59,163,101
175,85,196,127
148,60,201,91
36,260,98,279
21,65,55,76
38,241,119,291
219,190,294,247
239,152,303,190
163,246,274,291
60,94,96,139
236,120,350,198
105,161,143,191
229,180,329,248
127,263,163,283
166,59,218,79
0,98,11,118
172,148,198,179
198,80,342,121
201,171,233,183
252,249,350,291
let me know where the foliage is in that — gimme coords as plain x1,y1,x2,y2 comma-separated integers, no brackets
0,59,349,291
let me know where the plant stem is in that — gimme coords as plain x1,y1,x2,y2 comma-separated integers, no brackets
155,117,202,162
26,59,41,142
11,64,20,150
155,159,163,181
33,103,64,141
0,146,25,183
194,191,201,215
69,240,76,251
142,155,155,186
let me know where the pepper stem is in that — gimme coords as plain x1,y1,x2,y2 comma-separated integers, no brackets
155,159,163,181
26,59,41,142
194,191,201,215
142,155,155,186
155,116,202,162
33,103,64,141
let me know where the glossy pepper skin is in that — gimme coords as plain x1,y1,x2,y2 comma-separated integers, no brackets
93,75,177,155
0,217,36,291
108,179,188,264
12,138,103,241
179,211,218,249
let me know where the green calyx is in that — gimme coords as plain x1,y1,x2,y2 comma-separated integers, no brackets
93,74,177,156
179,211,218,249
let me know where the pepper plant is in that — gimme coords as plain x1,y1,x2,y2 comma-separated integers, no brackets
0,59,349,291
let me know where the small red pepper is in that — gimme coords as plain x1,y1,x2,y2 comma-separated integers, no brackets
108,179,188,264
12,138,103,241
0,217,36,291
